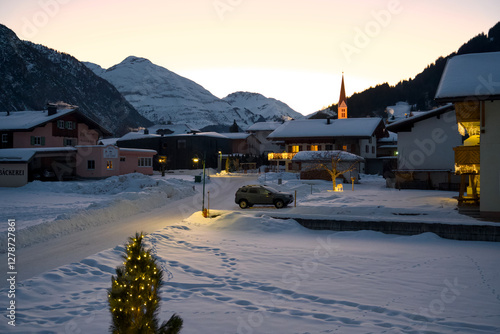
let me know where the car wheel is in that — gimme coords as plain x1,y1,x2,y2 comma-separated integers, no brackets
274,199,284,209
239,199,249,209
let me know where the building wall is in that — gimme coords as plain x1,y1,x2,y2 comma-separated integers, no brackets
12,121,100,149
78,123,99,145
13,123,63,148
481,100,500,215
359,136,377,159
251,130,282,154
119,150,155,175
76,146,119,178
397,110,462,170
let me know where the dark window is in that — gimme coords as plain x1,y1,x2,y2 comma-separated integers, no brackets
87,160,95,170
1,134,8,143
365,145,369,153
372,146,375,154
325,144,333,151
57,120,65,129
120,157,126,162
248,189,258,194
177,139,186,149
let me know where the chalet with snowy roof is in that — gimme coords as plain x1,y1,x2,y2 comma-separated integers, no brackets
267,74,388,173
267,117,387,172
0,104,156,187
385,104,462,190
435,51,500,218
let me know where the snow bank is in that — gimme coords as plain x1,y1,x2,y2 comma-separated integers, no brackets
185,210,308,234
0,174,195,251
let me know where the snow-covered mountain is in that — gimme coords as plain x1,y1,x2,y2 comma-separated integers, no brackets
222,91,302,121
84,57,301,130
84,57,258,130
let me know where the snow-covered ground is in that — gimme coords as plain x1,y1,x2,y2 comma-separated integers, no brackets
0,173,499,333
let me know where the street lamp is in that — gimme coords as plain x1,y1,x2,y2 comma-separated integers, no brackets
158,155,167,177
192,153,207,217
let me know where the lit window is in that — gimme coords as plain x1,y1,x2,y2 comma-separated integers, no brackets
291,145,300,153
310,145,319,151
87,160,95,170
106,160,113,169
343,145,348,151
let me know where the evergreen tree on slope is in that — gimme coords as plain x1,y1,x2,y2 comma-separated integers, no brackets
108,232,183,334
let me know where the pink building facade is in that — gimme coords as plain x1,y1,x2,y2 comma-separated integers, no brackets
76,145,156,178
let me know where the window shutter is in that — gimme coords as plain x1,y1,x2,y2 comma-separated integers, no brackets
41,137,45,146
30,136,35,145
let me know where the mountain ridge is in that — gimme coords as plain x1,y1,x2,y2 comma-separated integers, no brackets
0,24,151,136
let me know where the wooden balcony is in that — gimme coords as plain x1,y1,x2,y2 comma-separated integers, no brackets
268,152,297,160
455,101,480,122
454,145,480,165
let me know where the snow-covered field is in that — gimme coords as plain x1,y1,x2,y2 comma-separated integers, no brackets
0,173,499,333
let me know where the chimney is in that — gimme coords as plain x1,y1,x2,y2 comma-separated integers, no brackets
47,103,57,116
327,118,331,125
144,128,149,135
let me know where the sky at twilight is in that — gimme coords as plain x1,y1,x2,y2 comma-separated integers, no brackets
1,0,499,114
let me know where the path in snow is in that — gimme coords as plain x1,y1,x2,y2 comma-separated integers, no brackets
9,174,256,284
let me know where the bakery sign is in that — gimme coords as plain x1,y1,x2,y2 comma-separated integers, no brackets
103,146,119,159
0,163,29,187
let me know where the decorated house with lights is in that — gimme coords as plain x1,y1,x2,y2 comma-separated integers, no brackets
435,51,500,218
385,104,463,190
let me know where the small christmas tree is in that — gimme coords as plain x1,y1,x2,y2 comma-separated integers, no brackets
108,232,183,334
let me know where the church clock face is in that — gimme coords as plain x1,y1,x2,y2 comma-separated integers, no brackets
103,146,118,159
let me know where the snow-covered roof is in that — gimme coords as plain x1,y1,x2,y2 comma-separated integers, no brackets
292,150,364,162
117,132,160,142
176,132,228,139
116,148,157,154
219,133,251,140
268,118,384,139
386,104,454,133
0,147,77,163
378,131,397,143
247,122,283,132
435,52,500,101
0,109,75,130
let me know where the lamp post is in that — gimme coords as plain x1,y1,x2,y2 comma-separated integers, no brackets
193,153,207,217
158,155,167,177
218,151,222,173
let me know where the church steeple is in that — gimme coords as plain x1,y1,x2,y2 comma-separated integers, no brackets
338,72,348,119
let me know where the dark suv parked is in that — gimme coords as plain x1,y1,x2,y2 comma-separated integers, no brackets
235,185,294,209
